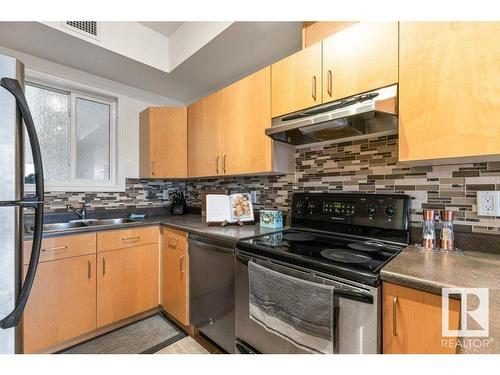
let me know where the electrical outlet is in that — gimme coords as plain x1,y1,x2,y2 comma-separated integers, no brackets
477,191,500,216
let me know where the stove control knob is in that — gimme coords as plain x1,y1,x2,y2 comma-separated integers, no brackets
367,205,377,216
385,206,396,217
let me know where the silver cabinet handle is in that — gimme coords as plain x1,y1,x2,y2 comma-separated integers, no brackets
223,154,227,174
312,76,317,101
216,156,219,174
88,260,91,279
392,296,398,336
42,245,67,252
122,236,140,243
327,70,333,97
180,255,185,274
102,258,106,275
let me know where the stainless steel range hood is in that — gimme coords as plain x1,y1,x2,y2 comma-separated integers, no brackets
266,85,398,146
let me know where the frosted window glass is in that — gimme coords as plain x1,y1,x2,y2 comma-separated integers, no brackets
75,98,110,181
25,84,70,183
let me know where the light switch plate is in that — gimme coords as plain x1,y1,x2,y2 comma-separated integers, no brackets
476,191,500,216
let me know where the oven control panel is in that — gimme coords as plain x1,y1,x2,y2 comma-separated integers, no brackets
323,201,355,216
291,192,410,231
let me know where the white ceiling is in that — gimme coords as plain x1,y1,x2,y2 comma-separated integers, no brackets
138,22,184,37
0,21,302,103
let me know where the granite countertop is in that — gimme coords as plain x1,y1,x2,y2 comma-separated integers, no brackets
381,245,500,353
27,214,280,243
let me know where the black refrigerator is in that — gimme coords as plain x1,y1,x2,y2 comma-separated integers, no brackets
0,53,44,354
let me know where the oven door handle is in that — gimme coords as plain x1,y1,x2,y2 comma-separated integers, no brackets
334,288,373,304
236,252,373,305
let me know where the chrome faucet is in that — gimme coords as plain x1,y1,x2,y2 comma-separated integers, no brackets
67,202,87,220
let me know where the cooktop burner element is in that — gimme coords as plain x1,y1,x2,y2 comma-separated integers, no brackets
283,232,316,242
237,192,411,286
348,242,386,253
320,249,372,264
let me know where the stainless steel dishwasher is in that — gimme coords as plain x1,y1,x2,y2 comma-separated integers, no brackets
188,233,235,353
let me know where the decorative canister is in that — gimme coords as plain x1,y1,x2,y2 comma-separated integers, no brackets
259,210,283,229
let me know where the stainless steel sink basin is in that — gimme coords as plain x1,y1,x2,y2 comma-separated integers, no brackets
25,221,87,233
92,218,134,226
25,217,136,233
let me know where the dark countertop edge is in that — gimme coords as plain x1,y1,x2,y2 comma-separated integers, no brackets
24,216,276,243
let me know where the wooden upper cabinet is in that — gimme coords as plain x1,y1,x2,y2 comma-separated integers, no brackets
382,282,460,354
271,42,322,117
23,255,97,353
139,107,187,178
97,243,159,328
302,21,358,48
162,228,189,326
222,67,272,175
322,22,398,102
187,91,224,177
399,22,500,162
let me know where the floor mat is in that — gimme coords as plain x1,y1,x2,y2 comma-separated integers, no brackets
61,313,185,354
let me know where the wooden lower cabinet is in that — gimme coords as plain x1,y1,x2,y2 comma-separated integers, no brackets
97,243,160,327
382,282,460,354
162,228,189,326
23,254,97,353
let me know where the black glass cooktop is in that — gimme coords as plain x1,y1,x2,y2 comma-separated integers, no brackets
237,229,406,286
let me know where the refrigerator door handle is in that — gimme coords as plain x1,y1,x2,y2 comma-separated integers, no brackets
0,77,44,329
0,78,44,200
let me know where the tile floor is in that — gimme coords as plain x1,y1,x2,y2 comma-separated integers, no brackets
155,336,222,354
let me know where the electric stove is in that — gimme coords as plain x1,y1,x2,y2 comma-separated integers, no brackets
237,192,411,286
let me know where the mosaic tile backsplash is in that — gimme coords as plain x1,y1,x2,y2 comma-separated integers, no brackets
43,134,500,234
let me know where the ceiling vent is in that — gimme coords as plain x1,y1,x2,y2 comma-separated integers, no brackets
62,21,100,40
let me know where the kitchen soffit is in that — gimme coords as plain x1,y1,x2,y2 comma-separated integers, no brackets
0,21,302,103
138,21,184,37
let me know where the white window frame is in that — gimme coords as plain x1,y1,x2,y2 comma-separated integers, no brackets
25,70,125,192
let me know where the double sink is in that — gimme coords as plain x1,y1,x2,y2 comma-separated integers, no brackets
26,218,136,234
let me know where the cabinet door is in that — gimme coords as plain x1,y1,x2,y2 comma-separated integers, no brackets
399,22,500,162
97,244,159,327
139,107,187,178
271,42,322,117
322,22,398,102
23,255,97,353
162,228,189,325
382,282,460,354
222,67,272,175
302,21,358,48
187,91,224,177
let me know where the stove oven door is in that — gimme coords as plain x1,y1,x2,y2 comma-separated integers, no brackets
235,250,381,354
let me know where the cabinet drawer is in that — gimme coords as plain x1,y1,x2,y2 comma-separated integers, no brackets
162,227,188,251
97,226,159,252
24,233,97,264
